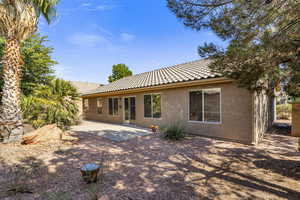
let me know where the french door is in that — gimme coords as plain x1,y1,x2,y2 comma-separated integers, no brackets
124,97,136,124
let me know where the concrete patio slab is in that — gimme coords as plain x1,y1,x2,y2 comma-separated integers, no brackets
70,120,152,142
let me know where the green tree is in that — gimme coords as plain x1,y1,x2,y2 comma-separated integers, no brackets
167,0,300,96
21,79,80,130
0,34,56,97
108,64,133,83
0,0,59,142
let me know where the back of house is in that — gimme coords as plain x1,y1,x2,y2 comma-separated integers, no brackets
70,81,103,120
81,59,274,144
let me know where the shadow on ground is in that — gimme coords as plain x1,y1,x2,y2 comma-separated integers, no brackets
0,128,299,200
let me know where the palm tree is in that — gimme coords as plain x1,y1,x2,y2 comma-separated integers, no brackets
0,0,59,142
22,79,80,130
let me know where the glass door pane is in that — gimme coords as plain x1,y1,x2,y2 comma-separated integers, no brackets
130,97,136,120
124,98,129,121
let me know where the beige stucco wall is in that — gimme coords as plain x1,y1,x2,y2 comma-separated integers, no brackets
83,82,257,144
83,97,124,124
292,103,300,137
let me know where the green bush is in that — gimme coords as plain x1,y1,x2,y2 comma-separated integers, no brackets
160,123,185,140
21,79,80,130
277,104,292,113
276,104,292,120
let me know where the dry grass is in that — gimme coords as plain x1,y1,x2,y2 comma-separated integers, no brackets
0,127,300,200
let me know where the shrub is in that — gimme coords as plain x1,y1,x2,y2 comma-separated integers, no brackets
277,104,292,113
276,104,292,120
21,79,80,130
160,123,185,140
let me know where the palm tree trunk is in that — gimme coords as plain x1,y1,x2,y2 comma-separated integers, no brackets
0,39,24,142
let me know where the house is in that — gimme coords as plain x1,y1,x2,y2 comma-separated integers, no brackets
70,81,103,95
81,59,274,144
70,81,103,119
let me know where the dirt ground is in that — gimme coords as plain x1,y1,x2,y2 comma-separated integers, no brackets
0,125,299,200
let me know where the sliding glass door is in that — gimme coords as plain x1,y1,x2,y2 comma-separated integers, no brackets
124,97,136,124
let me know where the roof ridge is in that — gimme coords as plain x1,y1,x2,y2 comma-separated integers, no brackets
152,59,206,72
114,59,208,83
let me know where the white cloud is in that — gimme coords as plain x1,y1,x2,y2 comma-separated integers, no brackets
68,32,110,48
120,33,135,42
94,25,113,37
81,3,91,7
63,2,112,15
79,1,112,11
94,5,108,10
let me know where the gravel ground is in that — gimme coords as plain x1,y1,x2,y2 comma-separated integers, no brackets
0,121,299,200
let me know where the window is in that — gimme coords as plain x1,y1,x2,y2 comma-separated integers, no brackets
83,99,89,111
189,88,221,123
189,91,203,121
144,94,161,118
108,98,119,116
152,94,161,118
144,95,152,118
204,89,221,122
97,98,104,114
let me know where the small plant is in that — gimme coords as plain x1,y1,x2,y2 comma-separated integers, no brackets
160,123,185,140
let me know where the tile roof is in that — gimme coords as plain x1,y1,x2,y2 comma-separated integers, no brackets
70,81,103,94
83,59,221,96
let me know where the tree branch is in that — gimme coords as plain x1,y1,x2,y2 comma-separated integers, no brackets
183,0,233,7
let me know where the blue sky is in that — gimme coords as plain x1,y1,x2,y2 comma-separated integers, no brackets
39,0,225,84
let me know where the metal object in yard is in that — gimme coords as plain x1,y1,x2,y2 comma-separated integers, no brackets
80,163,100,183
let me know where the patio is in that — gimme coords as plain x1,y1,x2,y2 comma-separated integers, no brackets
71,120,152,142
0,121,299,199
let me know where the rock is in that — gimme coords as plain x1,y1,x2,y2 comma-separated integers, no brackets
22,124,63,145
21,124,79,145
61,132,78,144
62,131,78,141
23,124,35,134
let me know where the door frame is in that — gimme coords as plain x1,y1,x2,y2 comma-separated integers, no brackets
123,96,136,124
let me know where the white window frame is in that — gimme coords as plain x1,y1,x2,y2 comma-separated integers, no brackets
108,97,120,116
143,93,162,119
188,88,222,124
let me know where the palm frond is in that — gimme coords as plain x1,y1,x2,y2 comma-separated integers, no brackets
30,0,60,24
21,79,80,129
0,0,60,40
